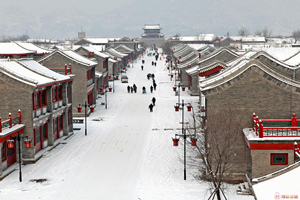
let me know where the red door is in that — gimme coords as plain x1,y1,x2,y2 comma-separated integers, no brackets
7,140,16,167
53,118,58,140
34,128,42,153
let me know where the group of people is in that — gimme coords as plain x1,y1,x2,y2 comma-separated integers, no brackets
148,97,156,112
127,84,137,93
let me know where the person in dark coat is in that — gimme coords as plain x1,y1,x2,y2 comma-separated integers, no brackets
141,65,144,70
151,73,155,80
152,61,154,66
150,86,153,93
153,82,157,90
133,84,137,93
142,60,145,64
147,73,151,80
154,62,156,66
127,85,130,93
149,103,153,112
130,86,133,93
152,97,156,106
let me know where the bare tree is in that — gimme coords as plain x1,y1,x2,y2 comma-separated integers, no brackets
292,29,300,44
255,27,272,37
187,103,245,200
238,27,250,37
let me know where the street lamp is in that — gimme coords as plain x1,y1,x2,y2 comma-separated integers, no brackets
173,83,187,105
172,100,196,180
104,85,112,109
77,101,88,136
8,131,32,182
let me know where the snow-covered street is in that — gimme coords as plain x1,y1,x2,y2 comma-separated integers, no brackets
0,49,254,200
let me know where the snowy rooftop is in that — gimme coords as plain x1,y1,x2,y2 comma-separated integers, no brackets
0,59,57,87
253,47,300,61
0,42,36,55
18,59,72,82
14,42,52,54
106,48,128,58
39,50,97,67
253,162,300,199
143,24,161,30
78,46,109,59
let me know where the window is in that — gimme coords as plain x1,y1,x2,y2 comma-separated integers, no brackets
58,115,63,131
33,89,47,110
52,86,63,102
271,153,288,165
87,69,93,81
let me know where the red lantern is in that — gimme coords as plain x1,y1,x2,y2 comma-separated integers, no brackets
199,53,201,58
179,56,182,59
123,67,126,70
182,86,186,91
173,87,176,92
117,67,120,70
100,88,104,92
116,76,119,80
109,76,111,79
178,74,181,78
174,105,179,112
167,67,169,70
7,139,14,148
173,67,175,70
77,107,82,113
171,74,173,78
90,107,95,113
109,87,112,92
178,60,180,64
191,138,197,146
24,140,32,148
187,105,192,111
173,138,179,146
188,65,191,68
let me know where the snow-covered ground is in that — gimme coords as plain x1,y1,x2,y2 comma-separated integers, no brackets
0,49,254,200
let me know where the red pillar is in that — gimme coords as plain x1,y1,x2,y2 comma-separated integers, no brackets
259,120,263,138
18,109,21,124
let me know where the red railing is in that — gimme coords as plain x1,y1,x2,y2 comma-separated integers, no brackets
49,64,72,75
0,110,22,132
253,113,300,138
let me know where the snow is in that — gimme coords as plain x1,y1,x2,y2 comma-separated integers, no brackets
0,43,36,55
253,163,300,199
0,48,254,200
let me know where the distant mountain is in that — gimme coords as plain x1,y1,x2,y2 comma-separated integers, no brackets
0,1,299,40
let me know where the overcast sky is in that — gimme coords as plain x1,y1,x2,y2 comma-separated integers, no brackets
1,0,300,39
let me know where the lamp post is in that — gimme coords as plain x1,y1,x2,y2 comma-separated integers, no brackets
8,131,31,182
172,100,196,180
104,85,112,109
173,83,186,105
77,101,88,136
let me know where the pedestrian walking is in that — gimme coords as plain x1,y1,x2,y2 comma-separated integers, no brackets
153,82,157,90
154,62,156,66
152,97,156,106
141,65,144,70
152,61,154,66
133,84,137,93
142,60,145,64
127,85,130,93
150,86,153,93
151,73,155,80
149,103,153,112
142,86,146,93
147,73,151,80
131,86,133,93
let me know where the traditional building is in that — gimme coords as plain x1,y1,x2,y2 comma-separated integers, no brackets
38,50,97,117
0,58,73,166
74,46,110,95
142,24,164,38
14,42,52,60
199,50,300,181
